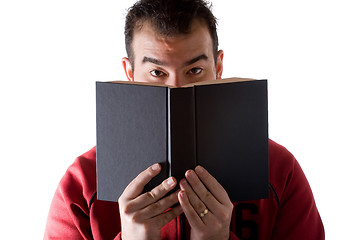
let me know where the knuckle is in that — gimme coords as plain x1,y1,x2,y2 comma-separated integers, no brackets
205,190,212,199
228,202,234,210
219,210,227,219
229,204,234,214
148,184,166,201
218,209,231,221
146,189,157,201
212,221,223,232
121,202,135,214
225,204,234,218
161,181,167,190
150,201,162,212
146,168,155,177
131,212,142,223
121,205,130,215
194,201,204,212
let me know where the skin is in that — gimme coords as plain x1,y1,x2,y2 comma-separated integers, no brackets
119,20,233,240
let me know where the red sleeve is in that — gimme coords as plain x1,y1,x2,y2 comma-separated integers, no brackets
229,231,241,240
270,142,325,240
44,147,122,240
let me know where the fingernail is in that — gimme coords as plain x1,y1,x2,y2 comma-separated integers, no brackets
179,191,186,198
166,177,175,186
152,163,160,171
195,165,204,174
186,170,195,179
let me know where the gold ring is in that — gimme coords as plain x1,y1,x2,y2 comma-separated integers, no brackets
199,208,209,218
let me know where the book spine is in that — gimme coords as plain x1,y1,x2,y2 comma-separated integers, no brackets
167,88,172,178
193,86,197,166
169,87,197,182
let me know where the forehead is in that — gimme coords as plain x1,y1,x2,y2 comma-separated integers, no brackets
131,20,214,62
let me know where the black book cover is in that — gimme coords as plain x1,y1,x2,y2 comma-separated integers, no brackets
96,78,269,202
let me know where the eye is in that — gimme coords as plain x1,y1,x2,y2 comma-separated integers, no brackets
150,69,165,77
188,67,203,75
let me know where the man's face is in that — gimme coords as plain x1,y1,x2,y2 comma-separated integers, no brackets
122,20,223,87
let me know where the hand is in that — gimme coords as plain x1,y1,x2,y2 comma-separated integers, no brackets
178,166,233,240
118,163,183,240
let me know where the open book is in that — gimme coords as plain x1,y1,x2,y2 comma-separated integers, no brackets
96,78,269,202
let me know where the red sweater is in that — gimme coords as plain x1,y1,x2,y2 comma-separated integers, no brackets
44,140,324,239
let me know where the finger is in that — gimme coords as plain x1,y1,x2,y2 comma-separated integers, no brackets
178,191,214,229
137,189,181,220
179,179,207,216
185,169,219,211
126,177,177,212
178,190,213,225
121,163,161,200
178,191,207,227
152,204,184,229
195,165,231,205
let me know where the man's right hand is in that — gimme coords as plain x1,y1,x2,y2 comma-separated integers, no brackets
118,163,183,240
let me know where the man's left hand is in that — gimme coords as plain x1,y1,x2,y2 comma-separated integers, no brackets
178,165,233,240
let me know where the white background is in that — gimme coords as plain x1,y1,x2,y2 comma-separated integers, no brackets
0,0,359,239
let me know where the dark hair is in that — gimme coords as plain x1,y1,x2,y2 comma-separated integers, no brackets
125,0,218,67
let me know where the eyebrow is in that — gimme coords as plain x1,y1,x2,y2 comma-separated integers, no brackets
142,54,209,67
142,57,167,66
184,54,208,66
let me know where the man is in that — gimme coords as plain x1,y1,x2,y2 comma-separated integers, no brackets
44,0,325,239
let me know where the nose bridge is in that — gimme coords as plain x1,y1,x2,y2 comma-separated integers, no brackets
168,71,185,87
